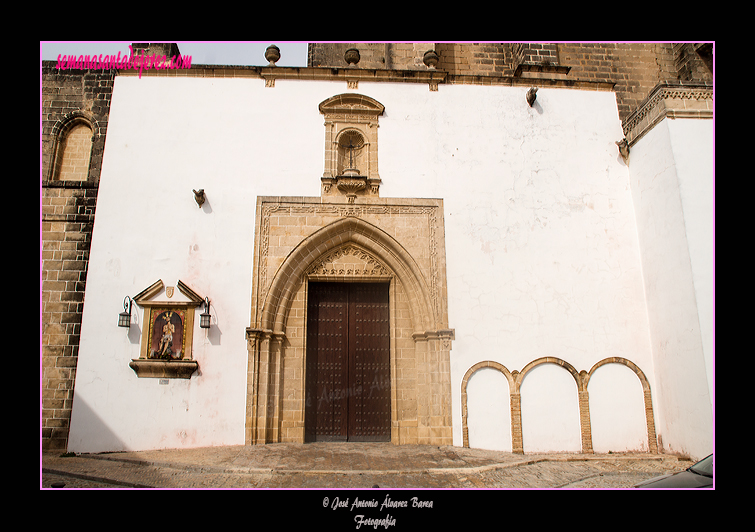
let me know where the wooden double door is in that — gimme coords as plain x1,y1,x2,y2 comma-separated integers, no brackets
305,282,391,442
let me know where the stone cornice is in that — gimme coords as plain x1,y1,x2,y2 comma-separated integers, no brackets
622,82,713,146
103,62,615,92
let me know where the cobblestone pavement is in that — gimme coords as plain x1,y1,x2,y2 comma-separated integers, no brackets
41,443,695,490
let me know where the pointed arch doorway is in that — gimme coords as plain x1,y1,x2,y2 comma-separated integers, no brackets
246,199,454,446
305,281,391,442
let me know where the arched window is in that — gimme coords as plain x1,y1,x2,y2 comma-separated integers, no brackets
50,115,94,182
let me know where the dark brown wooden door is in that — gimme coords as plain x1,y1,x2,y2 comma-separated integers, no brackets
305,282,391,442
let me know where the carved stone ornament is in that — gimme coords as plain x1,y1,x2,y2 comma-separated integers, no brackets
306,243,393,278
336,177,366,203
622,82,713,146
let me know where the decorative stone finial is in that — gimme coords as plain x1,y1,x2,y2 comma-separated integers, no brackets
344,48,360,67
423,50,439,69
265,45,280,66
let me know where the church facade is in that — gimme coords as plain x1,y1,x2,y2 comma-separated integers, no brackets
41,43,714,460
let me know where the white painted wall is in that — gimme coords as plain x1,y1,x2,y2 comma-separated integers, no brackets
69,76,350,452
520,363,582,453
466,368,511,452
69,75,703,456
589,363,650,453
628,118,714,460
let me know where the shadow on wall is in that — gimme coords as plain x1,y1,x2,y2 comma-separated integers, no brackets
67,396,129,454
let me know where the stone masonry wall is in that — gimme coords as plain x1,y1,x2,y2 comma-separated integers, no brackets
41,63,114,451
307,43,714,123
41,64,114,183
41,184,98,450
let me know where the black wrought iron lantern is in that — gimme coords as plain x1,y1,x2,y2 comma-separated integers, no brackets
118,296,132,328
200,297,211,329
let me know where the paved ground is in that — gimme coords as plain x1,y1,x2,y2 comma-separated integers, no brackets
41,443,694,490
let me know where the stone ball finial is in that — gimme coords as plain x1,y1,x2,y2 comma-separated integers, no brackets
265,44,280,66
345,48,360,67
423,50,439,69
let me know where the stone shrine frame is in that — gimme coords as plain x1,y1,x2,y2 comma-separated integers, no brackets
319,94,384,202
128,279,204,379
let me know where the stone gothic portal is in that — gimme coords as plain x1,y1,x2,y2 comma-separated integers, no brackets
305,282,391,442
246,204,454,446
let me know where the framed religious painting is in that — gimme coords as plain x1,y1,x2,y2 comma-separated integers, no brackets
147,307,188,360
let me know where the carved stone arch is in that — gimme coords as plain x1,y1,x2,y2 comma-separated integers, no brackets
517,356,583,391
260,216,436,335
585,357,658,453
517,357,589,454
50,110,97,140
49,110,97,182
585,357,651,391
460,361,515,448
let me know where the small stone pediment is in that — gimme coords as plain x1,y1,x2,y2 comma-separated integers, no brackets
306,244,392,279
133,279,205,307
318,93,385,117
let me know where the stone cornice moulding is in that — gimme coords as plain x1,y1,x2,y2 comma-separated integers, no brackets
623,82,713,146
108,62,614,92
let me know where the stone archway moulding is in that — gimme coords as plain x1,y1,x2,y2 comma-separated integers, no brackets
48,110,98,182
246,197,453,446
461,357,658,455
261,216,437,335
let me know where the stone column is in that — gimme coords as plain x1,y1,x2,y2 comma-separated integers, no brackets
244,328,261,444
510,391,524,454
578,388,594,454
644,389,659,454
437,330,454,444
268,334,285,442
412,332,430,443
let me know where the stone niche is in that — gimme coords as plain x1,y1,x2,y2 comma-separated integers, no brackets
128,279,205,379
319,94,384,202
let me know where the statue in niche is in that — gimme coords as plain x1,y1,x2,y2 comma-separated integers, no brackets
149,309,184,360
337,130,365,177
